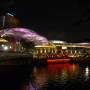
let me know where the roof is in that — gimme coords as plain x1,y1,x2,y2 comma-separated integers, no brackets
0,38,8,43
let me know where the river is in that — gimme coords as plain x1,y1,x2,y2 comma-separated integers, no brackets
0,61,90,90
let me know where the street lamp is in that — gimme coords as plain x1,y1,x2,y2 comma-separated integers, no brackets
6,13,14,16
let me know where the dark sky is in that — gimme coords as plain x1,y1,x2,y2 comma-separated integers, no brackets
0,0,90,41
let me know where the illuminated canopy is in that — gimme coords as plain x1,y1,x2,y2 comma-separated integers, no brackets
0,38,8,43
1,28,49,45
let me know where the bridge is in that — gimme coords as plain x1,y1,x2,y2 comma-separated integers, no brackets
0,28,90,62
0,27,49,51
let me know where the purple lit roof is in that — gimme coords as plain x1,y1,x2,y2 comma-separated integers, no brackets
1,28,49,45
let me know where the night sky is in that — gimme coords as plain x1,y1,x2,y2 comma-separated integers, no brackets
0,0,90,42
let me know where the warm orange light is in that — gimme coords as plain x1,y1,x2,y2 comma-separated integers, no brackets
0,38,8,42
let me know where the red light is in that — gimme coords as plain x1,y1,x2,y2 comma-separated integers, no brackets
47,63,75,73
47,59,70,63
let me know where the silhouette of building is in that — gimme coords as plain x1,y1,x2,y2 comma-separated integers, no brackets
0,13,19,30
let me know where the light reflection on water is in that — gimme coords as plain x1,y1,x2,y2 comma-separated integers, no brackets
2,63,90,90
21,63,90,90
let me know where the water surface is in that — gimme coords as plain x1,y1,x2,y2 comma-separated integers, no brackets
0,62,90,90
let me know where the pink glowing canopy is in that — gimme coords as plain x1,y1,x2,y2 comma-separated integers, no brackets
1,28,49,45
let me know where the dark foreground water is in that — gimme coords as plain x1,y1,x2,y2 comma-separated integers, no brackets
0,61,90,90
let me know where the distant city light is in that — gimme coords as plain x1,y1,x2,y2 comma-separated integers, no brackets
78,43,89,45
9,46,12,49
35,45,54,48
3,46,8,50
1,44,4,47
85,67,89,81
85,67,89,73
62,46,67,49
51,40,66,44
0,38,8,42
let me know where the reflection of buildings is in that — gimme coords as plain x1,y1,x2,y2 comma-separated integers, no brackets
21,67,48,90
32,67,48,89
84,66,90,81
47,64,79,83
21,64,90,90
